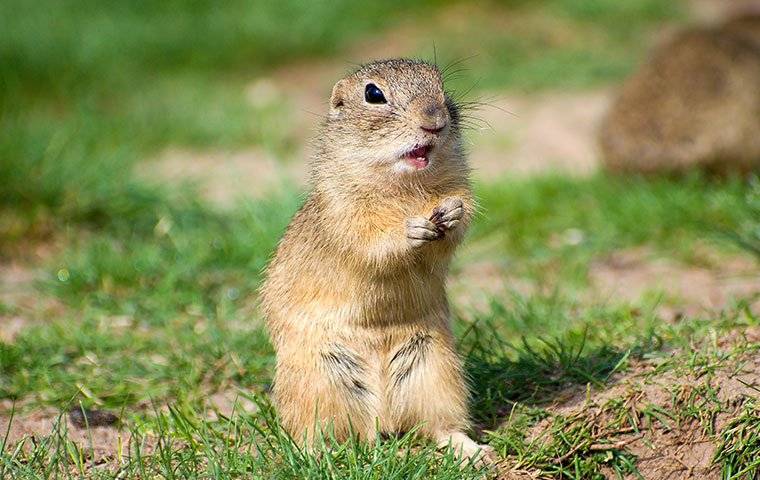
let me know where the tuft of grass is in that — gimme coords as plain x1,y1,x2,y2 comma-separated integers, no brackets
484,306,759,479
0,395,490,479
458,299,636,428
717,177,760,259
714,400,760,480
432,0,684,92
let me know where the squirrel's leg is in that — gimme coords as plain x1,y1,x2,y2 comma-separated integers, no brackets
273,340,380,446
385,326,493,461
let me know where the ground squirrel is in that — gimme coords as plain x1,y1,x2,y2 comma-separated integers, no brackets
260,59,491,459
599,15,760,174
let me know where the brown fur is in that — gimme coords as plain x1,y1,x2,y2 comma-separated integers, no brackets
599,15,760,174
260,59,490,458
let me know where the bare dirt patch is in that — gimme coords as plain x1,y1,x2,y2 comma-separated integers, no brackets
205,387,259,421
590,248,760,317
0,406,141,468
138,147,306,207
0,262,38,306
0,258,63,343
0,262,35,292
468,90,609,180
0,262,35,343
450,258,537,316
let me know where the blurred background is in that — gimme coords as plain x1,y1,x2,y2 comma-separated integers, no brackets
1,1,759,478
2,0,752,213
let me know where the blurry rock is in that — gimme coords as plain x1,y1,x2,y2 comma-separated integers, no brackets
727,13,760,44
68,407,119,429
599,15,760,175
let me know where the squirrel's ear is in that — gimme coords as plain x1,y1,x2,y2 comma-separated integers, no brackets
329,79,347,113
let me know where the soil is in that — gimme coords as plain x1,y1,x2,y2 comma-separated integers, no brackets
504,327,760,479
468,91,609,180
0,258,63,344
0,405,139,468
590,247,760,319
450,246,759,317
137,147,307,207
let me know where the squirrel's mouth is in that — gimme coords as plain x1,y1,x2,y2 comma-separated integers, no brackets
401,144,432,170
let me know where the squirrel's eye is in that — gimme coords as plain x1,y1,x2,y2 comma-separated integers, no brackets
364,83,387,104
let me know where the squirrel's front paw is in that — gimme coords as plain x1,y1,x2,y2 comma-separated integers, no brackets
406,217,442,248
430,197,464,233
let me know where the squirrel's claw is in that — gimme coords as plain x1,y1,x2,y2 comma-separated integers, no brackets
430,197,464,233
406,217,442,247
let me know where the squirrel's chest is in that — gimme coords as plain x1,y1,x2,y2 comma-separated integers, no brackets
333,194,444,258
348,197,428,231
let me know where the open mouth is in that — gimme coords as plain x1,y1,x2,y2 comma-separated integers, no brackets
402,144,432,170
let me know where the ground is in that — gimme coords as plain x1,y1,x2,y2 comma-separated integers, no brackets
1,0,759,479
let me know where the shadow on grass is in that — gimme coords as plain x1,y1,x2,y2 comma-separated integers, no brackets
458,302,650,431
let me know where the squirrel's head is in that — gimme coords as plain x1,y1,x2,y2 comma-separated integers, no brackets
323,58,462,176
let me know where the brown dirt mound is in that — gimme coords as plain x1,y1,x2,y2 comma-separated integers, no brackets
510,327,760,479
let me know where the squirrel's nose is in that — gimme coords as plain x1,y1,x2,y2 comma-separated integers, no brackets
421,124,446,134
417,98,448,135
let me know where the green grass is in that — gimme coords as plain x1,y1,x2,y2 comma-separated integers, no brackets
1,0,686,248
2,172,758,478
2,1,759,478
715,400,760,479
419,0,684,92
467,174,758,286
1,399,489,479
2,290,757,478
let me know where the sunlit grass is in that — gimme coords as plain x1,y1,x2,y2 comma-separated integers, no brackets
2,1,759,478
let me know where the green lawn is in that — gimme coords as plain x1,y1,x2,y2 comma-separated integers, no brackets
2,173,757,478
1,0,684,243
2,0,759,478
